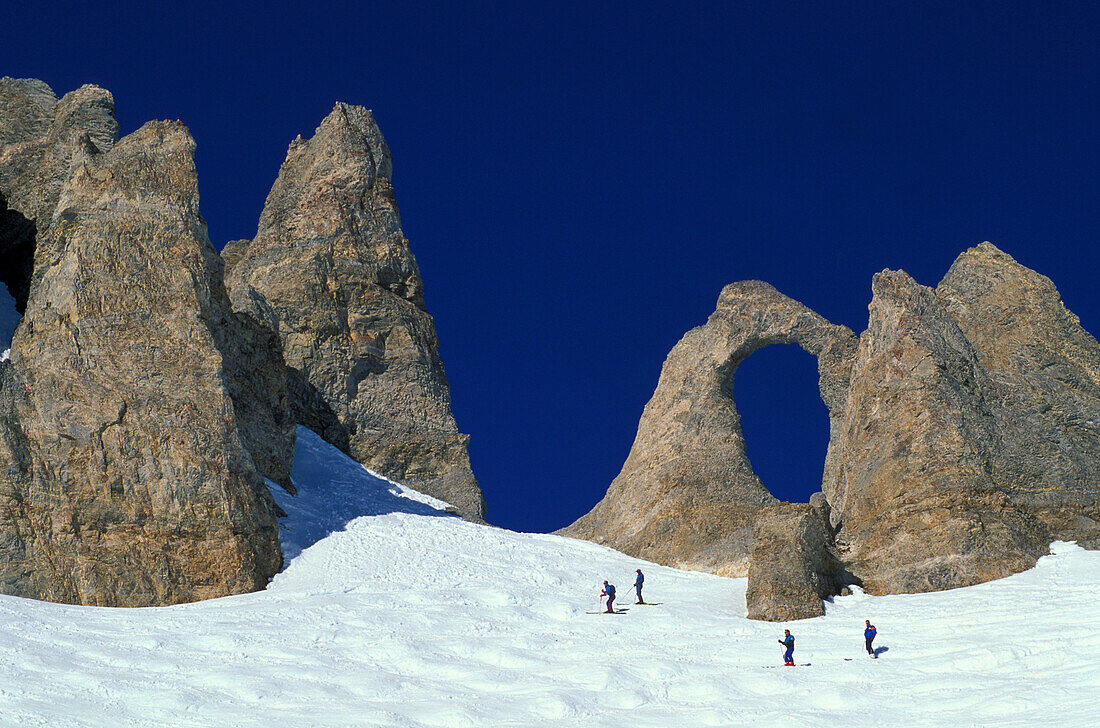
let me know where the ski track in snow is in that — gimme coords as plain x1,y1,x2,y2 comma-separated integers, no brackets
0,426,1098,726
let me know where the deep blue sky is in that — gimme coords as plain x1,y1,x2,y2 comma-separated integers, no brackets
5,1,1098,532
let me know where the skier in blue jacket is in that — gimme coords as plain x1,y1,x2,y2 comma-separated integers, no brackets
864,620,877,657
633,569,645,604
778,629,795,666
601,580,616,613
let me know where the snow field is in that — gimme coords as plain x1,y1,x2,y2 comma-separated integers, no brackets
0,427,1097,726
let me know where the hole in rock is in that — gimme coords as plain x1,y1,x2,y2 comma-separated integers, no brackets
731,344,830,503
0,191,35,354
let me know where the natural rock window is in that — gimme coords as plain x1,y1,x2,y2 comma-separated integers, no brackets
0,192,33,359
732,343,830,504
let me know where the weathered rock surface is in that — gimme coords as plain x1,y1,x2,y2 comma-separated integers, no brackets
745,493,844,621
1,79,118,311
0,77,294,497
0,82,288,605
213,298,297,494
825,245,1100,594
0,79,119,289
570,244,1100,615
219,238,250,275
561,281,857,576
937,243,1100,515
225,104,485,520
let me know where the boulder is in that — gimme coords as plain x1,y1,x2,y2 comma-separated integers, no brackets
561,281,856,575
745,493,844,621
226,104,485,520
0,103,283,604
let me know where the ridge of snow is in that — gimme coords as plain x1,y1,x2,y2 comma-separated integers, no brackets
0,426,1097,726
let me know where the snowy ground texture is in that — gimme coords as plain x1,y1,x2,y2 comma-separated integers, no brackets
0,427,1098,727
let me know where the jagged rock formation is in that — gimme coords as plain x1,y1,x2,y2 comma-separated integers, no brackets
561,281,857,575
1,80,118,311
569,243,1100,618
225,104,485,521
825,245,1100,594
745,493,844,621
0,79,289,605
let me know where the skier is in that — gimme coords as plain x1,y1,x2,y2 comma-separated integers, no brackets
864,620,877,657
601,580,616,613
778,629,795,666
634,569,645,604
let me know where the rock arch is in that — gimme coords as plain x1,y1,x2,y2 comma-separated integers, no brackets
561,281,857,576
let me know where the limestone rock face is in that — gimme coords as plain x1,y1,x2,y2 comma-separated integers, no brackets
936,243,1100,515
561,281,857,575
826,246,1100,594
219,238,250,275
1,79,119,311
1,77,294,500
0,90,285,604
213,301,297,494
226,104,484,520
745,493,844,621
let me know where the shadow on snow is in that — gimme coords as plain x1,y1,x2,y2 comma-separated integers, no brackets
271,426,455,562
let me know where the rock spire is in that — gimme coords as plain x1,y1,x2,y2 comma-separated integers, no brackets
225,103,485,521
0,81,286,604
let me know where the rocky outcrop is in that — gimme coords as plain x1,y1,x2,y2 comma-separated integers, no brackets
745,493,844,621
1,79,119,311
225,104,485,521
0,81,288,605
825,246,1100,595
937,244,1100,516
0,77,294,497
561,281,857,576
569,244,1100,614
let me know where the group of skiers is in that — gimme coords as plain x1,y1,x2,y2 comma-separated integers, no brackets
599,569,645,612
777,620,878,666
597,573,879,665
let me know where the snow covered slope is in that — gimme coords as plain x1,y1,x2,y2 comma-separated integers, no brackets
0,426,1098,726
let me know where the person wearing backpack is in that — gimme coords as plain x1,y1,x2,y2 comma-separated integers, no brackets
778,629,795,666
600,580,616,613
864,620,878,657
